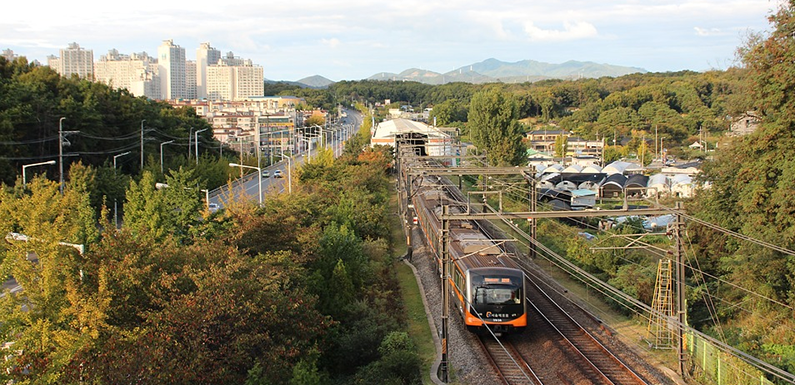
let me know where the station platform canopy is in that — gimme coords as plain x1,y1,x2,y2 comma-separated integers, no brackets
371,118,453,157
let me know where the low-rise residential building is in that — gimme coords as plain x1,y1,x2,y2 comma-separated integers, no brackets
527,129,568,152
729,111,761,136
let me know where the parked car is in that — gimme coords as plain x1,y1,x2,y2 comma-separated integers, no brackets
262,170,270,178
274,170,283,178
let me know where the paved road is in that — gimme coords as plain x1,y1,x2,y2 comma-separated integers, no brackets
210,108,362,207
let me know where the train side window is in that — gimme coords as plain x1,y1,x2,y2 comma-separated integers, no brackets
454,271,464,291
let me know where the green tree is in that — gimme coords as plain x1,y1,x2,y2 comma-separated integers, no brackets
429,99,467,125
123,168,203,241
554,135,568,160
467,89,526,166
691,0,795,371
305,114,325,127
0,175,110,383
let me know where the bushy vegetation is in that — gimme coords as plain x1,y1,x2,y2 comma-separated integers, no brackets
0,135,420,384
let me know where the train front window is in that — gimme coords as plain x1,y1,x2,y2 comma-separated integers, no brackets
474,285,521,305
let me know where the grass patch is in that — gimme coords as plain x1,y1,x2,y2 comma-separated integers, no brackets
389,189,436,384
397,263,436,384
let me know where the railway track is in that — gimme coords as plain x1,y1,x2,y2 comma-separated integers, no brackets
478,336,541,385
526,279,651,385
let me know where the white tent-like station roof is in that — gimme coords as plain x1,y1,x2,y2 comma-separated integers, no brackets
370,118,452,156
371,118,450,141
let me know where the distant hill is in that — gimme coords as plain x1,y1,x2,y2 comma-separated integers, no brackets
296,75,335,88
366,58,647,84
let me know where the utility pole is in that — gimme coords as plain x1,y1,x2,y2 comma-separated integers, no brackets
529,166,537,259
188,127,194,159
674,201,687,375
439,205,450,383
58,117,78,195
655,125,659,161
140,119,146,169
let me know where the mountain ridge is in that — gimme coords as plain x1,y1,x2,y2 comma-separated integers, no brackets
292,58,647,88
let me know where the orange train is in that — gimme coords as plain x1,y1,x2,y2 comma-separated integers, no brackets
412,179,527,334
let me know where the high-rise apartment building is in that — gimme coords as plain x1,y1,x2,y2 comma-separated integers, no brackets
47,55,60,70
207,65,234,101
2,49,18,61
185,60,197,100
57,42,94,79
196,42,221,99
235,64,265,100
206,60,264,101
219,51,249,66
157,39,186,100
94,49,160,99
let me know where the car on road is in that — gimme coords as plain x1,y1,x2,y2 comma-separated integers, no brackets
262,170,270,178
208,202,220,213
274,170,283,178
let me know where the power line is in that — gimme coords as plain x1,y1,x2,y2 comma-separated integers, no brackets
683,212,795,256
78,130,144,141
0,135,60,145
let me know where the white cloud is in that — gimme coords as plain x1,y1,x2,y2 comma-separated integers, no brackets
321,38,341,49
523,21,599,42
694,27,724,36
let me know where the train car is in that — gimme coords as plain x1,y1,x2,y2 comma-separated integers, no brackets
412,180,527,334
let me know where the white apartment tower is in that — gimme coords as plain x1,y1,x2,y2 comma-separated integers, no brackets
47,55,60,70
157,39,186,100
235,64,264,100
58,42,94,79
2,49,18,61
94,50,160,99
206,58,264,101
185,60,197,100
196,42,221,99
206,65,234,101
219,51,248,66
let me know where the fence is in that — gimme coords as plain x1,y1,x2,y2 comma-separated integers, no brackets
686,331,776,385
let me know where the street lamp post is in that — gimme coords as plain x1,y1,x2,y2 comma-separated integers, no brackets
113,151,132,229
278,154,292,194
59,117,65,194
195,128,208,165
22,160,56,187
321,128,336,157
113,151,131,171
160,140,175,174
299,138,311,162
200,189,210,211
228,162,262,205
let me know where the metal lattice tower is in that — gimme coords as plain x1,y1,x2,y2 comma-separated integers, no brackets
648,258,674,349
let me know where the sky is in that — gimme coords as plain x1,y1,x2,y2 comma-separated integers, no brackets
3,0,780,82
